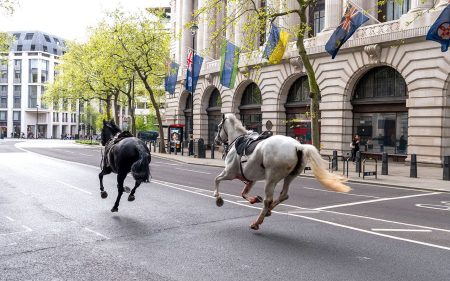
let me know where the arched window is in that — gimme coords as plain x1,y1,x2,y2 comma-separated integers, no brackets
352,66,408,155
239,83,262,133
207,88,222,144
285,76,314,143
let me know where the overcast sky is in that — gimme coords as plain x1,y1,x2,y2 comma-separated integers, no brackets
0,0,170,42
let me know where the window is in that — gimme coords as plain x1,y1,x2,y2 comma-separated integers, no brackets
53,38,60,45
43,46,48,52
354,67,407,100
0,85,7,108
0,63,7,83
287,76,310,104
13,86,21,108
240,83,262,133
16,45,23,51
30,44,35,51
41,60,49,83
25,33,34,40
54,62,59,77
13,33,20,40
241,83,262,106
0,111,6,121
53,100,59,110
13,111,20,121
379,0,410,22
14,59,21,83
44,35,51,42
309,0,325,37
53,48,57,55
28,85,38,108
29,59,38,83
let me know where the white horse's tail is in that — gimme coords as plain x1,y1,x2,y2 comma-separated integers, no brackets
301,144,351,193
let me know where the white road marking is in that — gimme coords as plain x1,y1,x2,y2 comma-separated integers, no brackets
174,167,211,174
84,227,110,240
287,210,321,214
0,225,32,237
371,229,432,233
78,153,93,157
21,225,33,232
416,201,450,211
8,242,17,246
303,187,380,199
154,162,180,166
56,180,92,195
151,180,450,252
314,192,441,210
5,216,15,222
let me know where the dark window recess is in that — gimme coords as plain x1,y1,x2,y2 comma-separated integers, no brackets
241,83,262,106
44,35,51,42
13,33,20,40
43,46,48,52
53,38,60,45
286,76,311,104
53,48,58,54
25,33,34,40
354,66,407,101
16,45,22,51
30,45,36,51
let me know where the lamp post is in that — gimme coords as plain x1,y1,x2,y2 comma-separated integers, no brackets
35,104,39,139
189,23,198,156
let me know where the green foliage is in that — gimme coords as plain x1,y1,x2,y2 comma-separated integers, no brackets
135,115,158,132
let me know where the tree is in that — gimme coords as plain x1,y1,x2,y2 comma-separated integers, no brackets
0,0,17,53
105,9,170,153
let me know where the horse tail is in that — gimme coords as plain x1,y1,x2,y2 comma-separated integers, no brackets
301,144,351,193
131,145,151,183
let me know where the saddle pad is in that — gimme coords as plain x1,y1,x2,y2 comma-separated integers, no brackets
235,131,272,157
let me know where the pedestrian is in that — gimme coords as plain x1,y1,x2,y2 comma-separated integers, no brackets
351,134,360,162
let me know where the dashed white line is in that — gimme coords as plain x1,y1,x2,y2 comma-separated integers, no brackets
84,227,110,240
21,225,33,232
371,229,432,233
174,168,211,174
314,192,441,210
5,216,15,222
56,180,92,195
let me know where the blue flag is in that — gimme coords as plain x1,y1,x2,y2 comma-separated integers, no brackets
185,50,203,93
164,61,179,96
325,4,369,59
220,41,240,88
426,4,450,52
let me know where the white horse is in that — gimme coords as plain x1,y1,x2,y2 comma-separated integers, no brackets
214,113,351,230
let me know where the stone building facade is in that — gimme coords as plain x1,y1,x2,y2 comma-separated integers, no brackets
165,0,450,165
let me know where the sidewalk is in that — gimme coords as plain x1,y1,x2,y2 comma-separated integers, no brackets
151,146,450,193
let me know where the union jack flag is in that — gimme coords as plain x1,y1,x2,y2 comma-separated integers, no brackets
325,3,369,59
187,50,193,71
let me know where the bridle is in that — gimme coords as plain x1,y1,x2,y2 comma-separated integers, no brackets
215,119,228,145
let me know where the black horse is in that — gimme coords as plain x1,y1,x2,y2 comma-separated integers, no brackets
99,120,151,212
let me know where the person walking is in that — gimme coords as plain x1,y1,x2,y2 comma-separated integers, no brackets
351,134,360,162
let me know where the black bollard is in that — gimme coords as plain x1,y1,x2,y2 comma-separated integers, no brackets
410,154,417,178
443,156,450,181
168,142,171,154
355,151,361,173
198,138,206,158
211,143,215,159
382,152,388,175
181,142,184,156
188,140,194,156
332,150,338,171
153,141,156,153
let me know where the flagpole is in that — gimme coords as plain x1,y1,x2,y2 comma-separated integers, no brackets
346,0,381,24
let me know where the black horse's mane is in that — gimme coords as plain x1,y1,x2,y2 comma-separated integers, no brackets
105,120,121,134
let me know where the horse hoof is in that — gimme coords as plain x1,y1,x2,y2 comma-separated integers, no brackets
111,207,118,212
250,223,259,230
255,196,263,203
216,197,224,207
101,191,108,199
265,210,272,217
128,195,135,202
124,186,131,193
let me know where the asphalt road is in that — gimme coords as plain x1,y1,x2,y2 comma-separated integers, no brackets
1,140,450,281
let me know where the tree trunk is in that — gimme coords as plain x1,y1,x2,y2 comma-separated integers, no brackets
298,7,320,150
105,95,112,120
113,91,119,124
137,71,166,154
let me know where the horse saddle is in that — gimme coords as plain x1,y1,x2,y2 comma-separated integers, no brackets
111,131,134,145
235,131,273,157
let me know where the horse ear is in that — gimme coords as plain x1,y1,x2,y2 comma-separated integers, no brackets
103,119,106,125
222,114,225,120
110,119,115,124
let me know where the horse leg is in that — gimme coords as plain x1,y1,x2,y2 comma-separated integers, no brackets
98,167,112,199
269,174,295,212
250,179,277,230
214,168,235,207
241,181,262,204
128,181,141,202
111,172,127,212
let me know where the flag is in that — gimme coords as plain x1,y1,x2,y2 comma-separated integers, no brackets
164,61,179,96
185,50,204,93
325,4,369,59
426,3,450,52
263,23,290,64
220,41,240,88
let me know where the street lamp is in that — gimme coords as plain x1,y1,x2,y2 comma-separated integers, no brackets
189,23,198,156
35,104,39,139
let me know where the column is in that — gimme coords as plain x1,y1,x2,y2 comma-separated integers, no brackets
323,0,343,31
409,0,434,13
181,0,193,67
225,0,235,41
197,0,205,56
175,0,183,64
